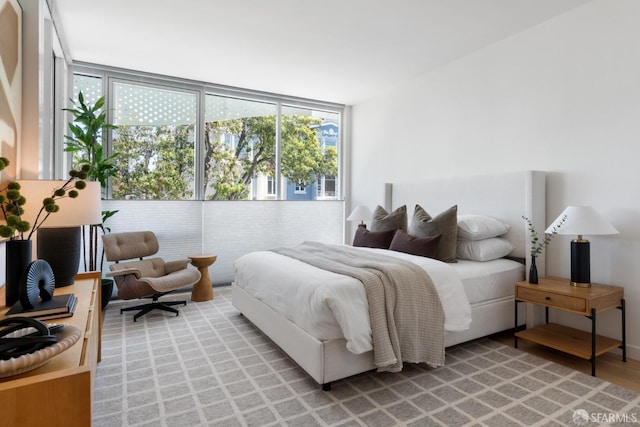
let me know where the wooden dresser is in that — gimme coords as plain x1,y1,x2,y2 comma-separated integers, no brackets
0,272,102,426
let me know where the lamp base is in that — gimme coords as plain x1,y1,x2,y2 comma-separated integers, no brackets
570,281,591,288
570,239,591,288
37,227,81,287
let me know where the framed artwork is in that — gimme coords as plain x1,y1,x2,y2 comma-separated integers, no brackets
0,0,21,180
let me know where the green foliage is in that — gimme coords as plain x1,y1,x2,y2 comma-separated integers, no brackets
79,107,336,201
204,116,276,200
0,159,90,240
111,124,195,200
523,215,567,257
64,91,118,188
204,115,337,200
64,93,120,272
281,115,335,188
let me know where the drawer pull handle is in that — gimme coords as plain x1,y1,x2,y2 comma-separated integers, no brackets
545,297,551,300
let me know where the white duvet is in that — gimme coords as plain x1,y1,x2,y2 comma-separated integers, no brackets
233,245,472,355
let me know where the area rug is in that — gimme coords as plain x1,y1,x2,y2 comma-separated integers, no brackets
93,287,640,426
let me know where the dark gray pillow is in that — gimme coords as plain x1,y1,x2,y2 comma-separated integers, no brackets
389,229,441,258
408,204,458,263
352,226,396,249
370,205,407,232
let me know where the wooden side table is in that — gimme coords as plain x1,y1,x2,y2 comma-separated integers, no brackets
514,276,626,376
189,255,217,301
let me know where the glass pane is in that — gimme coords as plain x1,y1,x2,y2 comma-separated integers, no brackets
204,95,277,200
111,82,197,200
281,106,339,200
73,74,103,105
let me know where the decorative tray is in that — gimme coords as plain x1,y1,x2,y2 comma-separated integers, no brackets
0,324,82,378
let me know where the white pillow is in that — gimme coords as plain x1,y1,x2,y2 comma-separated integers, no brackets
456,238,513,262
457,214,510,241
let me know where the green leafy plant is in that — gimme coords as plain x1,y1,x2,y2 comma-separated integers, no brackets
0,157,90,240
64,91,118,188
64,92,119,271
522,214,567,257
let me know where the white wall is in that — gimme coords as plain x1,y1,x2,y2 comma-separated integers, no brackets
350,0,640,359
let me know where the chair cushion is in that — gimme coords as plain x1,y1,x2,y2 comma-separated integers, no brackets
113,258,167,278
141,268,201,293
102,231,160,261
110,257,201,295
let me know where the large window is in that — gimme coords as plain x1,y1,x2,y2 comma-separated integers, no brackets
111,82,197,200
281,106,339,201
204,96,276,200
71,67,343,201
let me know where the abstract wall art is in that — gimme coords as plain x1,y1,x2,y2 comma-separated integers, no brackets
0,0,21,179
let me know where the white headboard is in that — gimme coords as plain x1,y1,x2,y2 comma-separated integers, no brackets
386,171,546,261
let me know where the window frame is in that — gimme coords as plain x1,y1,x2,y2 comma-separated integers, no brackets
71,62,345,201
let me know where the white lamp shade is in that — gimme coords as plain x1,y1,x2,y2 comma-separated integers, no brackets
347,205,372,222
545,206,618,236
17,180,102,228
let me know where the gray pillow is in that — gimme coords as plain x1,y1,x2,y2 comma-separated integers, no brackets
370,205,407,232
409,204,458,263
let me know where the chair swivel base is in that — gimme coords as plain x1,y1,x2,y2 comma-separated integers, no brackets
121,299,187,322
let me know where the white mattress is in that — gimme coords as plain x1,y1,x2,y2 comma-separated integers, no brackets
234,245,472,355
234,251,524,356
452,259,525,305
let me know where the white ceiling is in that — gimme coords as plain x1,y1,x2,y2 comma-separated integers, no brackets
51,0,591,105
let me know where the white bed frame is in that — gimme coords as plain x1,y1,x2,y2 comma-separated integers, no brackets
232,171,546,389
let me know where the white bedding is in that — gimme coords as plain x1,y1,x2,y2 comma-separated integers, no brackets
233,245,472,355
453,258,525,304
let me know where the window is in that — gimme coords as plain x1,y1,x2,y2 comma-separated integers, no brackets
110,81,197,200
281,106,339,201
266,176,276,197
204,95,276,200
73,74,103,105
71,66,343,201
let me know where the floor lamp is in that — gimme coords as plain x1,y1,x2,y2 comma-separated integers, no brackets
18,180,102,287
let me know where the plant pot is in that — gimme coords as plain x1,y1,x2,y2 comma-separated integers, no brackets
5,240,33,306
101,278,114,310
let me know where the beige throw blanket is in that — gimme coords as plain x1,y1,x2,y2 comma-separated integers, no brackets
271,242,445,372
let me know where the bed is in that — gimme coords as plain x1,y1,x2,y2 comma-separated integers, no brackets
232,170,546,389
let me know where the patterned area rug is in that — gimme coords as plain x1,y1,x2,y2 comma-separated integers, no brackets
93,287,640,426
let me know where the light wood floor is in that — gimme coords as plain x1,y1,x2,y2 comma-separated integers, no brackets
490,330,640,393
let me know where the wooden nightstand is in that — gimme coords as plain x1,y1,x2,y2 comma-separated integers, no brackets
514,276,626,376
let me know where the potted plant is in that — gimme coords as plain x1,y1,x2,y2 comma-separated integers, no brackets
0,157,90,305
522,215,566,284
64,91,119,308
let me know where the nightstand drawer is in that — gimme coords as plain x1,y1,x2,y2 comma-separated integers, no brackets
517,287,586,312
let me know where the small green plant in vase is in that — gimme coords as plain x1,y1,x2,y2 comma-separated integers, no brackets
522,215,567,284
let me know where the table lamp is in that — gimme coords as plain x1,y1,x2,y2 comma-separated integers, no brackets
347,205,372,228
545,206,618,288
18,180,102,287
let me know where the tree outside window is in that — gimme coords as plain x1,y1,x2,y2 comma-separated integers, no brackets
72,74,341,201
